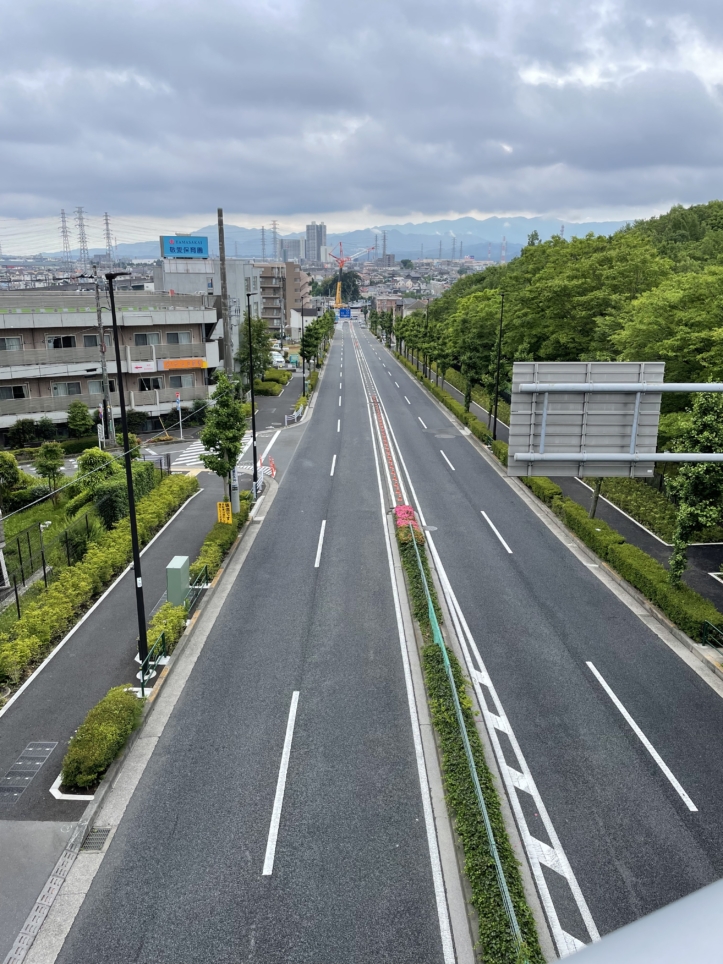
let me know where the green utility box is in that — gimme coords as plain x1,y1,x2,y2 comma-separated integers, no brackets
167,555,190,607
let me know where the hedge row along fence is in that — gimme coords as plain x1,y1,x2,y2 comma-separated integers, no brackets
432,363,512,427
394,509,543,964
0,474,199,689
394,353,493,447
521,476,723,642
60,491,254,791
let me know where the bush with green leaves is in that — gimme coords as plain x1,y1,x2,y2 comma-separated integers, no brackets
0,451,20,506
94,460,157,529
253,380,282,396
263,369,292,384
33,442,65,502
189,494,252,581
67,400,94,438
599,478,678,542
147,602,187,655
61,686,143,790
77,446,123,493
308,370,319,393
490,439,508,466
521,476,563,506
7,419,38,449
3,484,50,513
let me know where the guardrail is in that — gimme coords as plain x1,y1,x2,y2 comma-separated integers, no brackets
408,524,528,961
284,408,303,425
138,631,167,698
702,620,723,651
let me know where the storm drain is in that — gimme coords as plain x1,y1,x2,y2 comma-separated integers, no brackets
0,742,57,804
81,827,112,851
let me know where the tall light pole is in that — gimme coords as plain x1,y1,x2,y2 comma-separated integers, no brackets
106,271,148,662
491,291,505,442
246,292,259,499
92,267,115,444
424,297,430,377
300,295,306,397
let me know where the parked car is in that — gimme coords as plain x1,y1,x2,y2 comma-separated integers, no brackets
270,351,286,368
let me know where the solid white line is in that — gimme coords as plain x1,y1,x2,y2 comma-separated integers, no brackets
314,520,326,567
338,395,342,406
404,396,411,405
0,489,203,720
261,430,281,460
586,662,697,811
481,511,513,554
262,691,300,875
418,416,427,429
337,419,340,432
330,454,336,477
440,450,455,471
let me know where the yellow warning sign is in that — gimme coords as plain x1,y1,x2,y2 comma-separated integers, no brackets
217,501,233,524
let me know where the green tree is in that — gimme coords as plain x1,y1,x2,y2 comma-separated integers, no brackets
0,451,20,507
77,446,122,493
237,314,272,388
67,400,94,437
400,259,413,269
311,271,361,302
666,393,723,584
34,441,65,503
7,419,37,449
200,372,247,500
447,290,500,410
36,417,56,440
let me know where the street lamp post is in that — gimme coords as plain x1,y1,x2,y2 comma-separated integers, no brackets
424,297,430,378
300,296,306,397
246,292,259,499
491,291,505,442
106,271,148,662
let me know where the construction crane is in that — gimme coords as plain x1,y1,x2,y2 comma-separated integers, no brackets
328,242,375,308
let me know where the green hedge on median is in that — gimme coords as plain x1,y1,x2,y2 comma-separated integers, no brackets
189,491,252,582
147,602,187,655
61,685,143,790
94,460,158,528
490,439,508,466
263,369,292,384
253,380,283,396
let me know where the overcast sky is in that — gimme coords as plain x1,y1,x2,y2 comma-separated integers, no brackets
2,0,723,250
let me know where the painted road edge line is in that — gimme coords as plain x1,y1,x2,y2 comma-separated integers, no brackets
314,520,326,568
440,450,455,471
262,691,301,876
261,430,281,460
481,511,513,554
586,661,697,812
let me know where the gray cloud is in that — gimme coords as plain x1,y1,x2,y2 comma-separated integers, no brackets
1,0,723,236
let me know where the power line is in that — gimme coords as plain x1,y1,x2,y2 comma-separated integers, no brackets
74,207,90,271
59,210,72,268
103,213,114,269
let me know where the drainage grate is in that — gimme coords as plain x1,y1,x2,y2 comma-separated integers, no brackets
0,742,57,805
81,827,112,851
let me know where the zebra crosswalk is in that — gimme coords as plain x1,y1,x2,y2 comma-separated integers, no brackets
172,432,253,468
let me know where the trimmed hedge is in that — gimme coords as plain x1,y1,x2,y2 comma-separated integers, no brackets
10,436,99,461
294,394,307,412
0,474,199,686
147,602,187,655
3,483,50,513
491,439,508,466
65,489,94,516
263,369,292,384
94,460,157,528
308,370,319,393
61,685,143,790
253,380,282,396
520,478,723,642
189,492,252,581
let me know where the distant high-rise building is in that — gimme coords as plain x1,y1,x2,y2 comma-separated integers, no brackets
281,238,305,261
305,221,327,262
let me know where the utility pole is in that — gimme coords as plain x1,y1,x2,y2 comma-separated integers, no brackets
106,271,148,663
218,208,233,374
382,230,387,261
491,292,505,440
424,298,430,378
103,213,114,270
74,207,90,272
246,292,259,499
92,267,116,444
300,296,306,397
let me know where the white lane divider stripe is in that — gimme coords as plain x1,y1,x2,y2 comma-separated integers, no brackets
330,454,336,477
404,396,411,405
337,419,340,432
314,520,326,568
440,450,455,471
481,511,513,554
339,396,342,406
395,381,399,388
418,416,427,429
586,662,698,812
262,691,300,875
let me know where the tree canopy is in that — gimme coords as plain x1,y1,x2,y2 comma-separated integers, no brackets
311,271,361,302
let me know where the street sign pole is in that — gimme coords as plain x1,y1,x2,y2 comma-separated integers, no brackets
176,391,183,440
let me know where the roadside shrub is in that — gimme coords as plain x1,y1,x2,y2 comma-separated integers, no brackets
521,476,563,507
253,380,282,396
189,494,251,581
7,419,38,449
61,685,143,790
553,498,626,557
600,478,677,542
263,369,292,384
62,436,104,456
467,415,492,445
147,602,187,654
93,461,157,528
308,370,319,393
0,635,42,685
490,439,508,466
3,484,50,513
294,394,308,412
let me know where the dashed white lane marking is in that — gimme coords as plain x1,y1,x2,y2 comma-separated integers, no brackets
395,381,399,388
481,511,513,554
586,662,698,811
337,420,340,432
339,395,342,406
340,382,342,389
262,691,300,876
314,520,326,568
404,396,411,405
418,417,427,429
440,450,455,471
330,454,336,477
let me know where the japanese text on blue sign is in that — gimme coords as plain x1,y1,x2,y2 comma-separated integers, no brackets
160,236,209,259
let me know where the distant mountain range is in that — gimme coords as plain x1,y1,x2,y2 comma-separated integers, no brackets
37,214,631,263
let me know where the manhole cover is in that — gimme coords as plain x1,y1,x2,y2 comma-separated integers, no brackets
81,827,112,851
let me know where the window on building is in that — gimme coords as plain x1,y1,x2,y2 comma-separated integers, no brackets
134,332,160,347
46,335,76,350
84,334,99,348
0,384,28,400
139,376,163,391
166,331,192,345
0,337,22,351
252,276,258,290
52,381,82,396
245,277,250,292
88,379,117,394
169,374,194,389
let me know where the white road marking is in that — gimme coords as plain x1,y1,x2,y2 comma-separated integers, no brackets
337,419,340,432
440,450,455,471
418,417,427,429
586,662,698,812
262,691,300,875
146,449,158,456
330,454,336,477
261,430,281,460
314,520,326,567
404,396,411,405
395,381,399,388
481,511,513,554
340,382,342,389
339,395,342,406
388,371,392,377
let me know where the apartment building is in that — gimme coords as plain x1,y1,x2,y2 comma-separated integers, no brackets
0,290,219,439
305,221,327,262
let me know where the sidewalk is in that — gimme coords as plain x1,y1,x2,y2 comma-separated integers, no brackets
0,476,223,962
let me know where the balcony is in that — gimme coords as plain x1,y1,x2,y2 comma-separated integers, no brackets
0,343,208,368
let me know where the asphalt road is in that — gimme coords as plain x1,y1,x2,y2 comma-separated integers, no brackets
357,329,723,946
52,329,449,964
